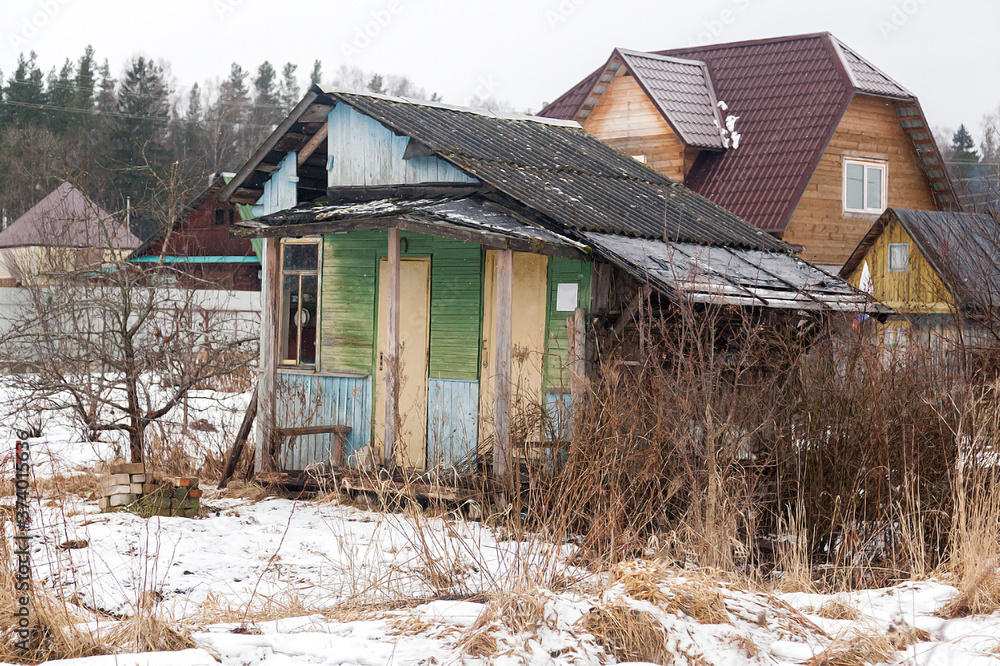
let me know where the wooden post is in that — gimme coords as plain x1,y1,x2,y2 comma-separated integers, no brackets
259,237,281,473
493,249,513,479
218,385,258,489
569,307,587,403
384,227,401,469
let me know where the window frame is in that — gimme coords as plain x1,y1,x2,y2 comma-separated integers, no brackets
214,208,235,226
843,158,888,214
887,242,910,272
278,237,322,369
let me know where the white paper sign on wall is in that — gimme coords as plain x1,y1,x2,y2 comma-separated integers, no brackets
556,283,578,312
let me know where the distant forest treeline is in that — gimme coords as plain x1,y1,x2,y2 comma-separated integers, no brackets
0,47,440,229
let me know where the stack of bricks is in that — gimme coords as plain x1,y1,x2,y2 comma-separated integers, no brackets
98,461,146,511
98,460,202,518
140,475,202,518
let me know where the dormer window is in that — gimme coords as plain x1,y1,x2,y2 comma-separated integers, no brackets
844,159,887,214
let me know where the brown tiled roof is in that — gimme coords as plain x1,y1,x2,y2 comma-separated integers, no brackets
0,182,140,250
616,50,725,150
540,33,941,233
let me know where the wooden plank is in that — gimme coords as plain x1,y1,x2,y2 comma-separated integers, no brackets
259,238,282,472
297,123,329,167
570,307,587,403
383,227,401,468
275,425,352,437
493,249,513,479
341,476,477,503
218,385,258,489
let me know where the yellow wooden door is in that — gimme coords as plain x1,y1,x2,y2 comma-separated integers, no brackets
480,251,548,443
375,258,431,469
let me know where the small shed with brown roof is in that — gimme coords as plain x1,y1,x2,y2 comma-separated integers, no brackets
0,182,139,285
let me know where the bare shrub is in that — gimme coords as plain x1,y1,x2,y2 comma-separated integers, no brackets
579,602,670,664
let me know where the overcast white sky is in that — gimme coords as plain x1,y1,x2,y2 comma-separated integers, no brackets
2,0,997,142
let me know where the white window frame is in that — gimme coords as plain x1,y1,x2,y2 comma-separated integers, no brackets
843,158,887,214
887,242,909,272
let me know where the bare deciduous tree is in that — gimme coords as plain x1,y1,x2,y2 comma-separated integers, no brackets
0,165,258,463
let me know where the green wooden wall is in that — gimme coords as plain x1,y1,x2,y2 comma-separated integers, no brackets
544,257,592,390
320,230,483,380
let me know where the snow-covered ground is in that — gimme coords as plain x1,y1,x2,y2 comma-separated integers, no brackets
5,405,1000,664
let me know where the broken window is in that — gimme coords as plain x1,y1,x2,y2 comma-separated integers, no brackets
279,239,320,367
888,242,909,272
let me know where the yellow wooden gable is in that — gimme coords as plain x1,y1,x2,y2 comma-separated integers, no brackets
846,217,953,314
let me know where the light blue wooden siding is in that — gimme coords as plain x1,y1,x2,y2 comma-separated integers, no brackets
545,391,573,441
275,372,372,470
253,152,298,217
427,379,479,469
326,103,479,187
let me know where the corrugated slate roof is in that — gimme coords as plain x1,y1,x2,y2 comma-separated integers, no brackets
616,50,725,150
326,90,786,250
539,33,931,233
588,232,883,311
842,209,1000,310
0,182,139,250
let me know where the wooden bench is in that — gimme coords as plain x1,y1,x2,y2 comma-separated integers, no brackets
275,425,352,467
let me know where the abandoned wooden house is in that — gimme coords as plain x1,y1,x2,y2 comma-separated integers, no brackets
539,33,959,273
217,87,878,479
0,181,140,286
840,208,1000,355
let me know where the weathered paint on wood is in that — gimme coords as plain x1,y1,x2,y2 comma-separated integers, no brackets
320,230,482,379
544,257,592,390
254,152,298,217
275,372,372,470
257,237,281,472
383,228,401,467
374,257,430,470
782,94,940,268
847,218,953,314
326,103,479,188
493,248,513,479
427,378,479,469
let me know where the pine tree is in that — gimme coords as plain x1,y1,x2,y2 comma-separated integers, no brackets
952,124,980,163
252,61,280,128
4,52,47,126
72,46,97,122
309,60,322,87
46,59,76,134
367,73,385,95
107,56,171,209
278,62,300,111
207,63,253,170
